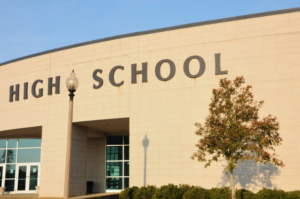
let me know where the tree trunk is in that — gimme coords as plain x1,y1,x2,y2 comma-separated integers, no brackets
230,169,235,199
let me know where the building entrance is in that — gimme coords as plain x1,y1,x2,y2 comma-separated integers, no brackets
16,164,39,193
75,118,130,194
0,138,41,193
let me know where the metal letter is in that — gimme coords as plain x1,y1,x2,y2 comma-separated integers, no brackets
184,55,206,78
24,82,28,99
32,80,43,98
9,84,20,102
215,53,227,75
131,62,148,84
155,59,176,81
109,66,124,87
93,69,104,89
48,76,60,95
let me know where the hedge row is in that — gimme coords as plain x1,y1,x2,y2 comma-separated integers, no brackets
119,184,300,199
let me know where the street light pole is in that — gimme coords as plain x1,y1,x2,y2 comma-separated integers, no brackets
64,70,79,199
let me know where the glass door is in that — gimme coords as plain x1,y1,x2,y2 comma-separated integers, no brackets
0,165,4,187
28,165,39,191
17,165,27,191
16,164,39,193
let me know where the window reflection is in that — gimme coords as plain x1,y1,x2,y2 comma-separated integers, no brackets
19,139,41,148
18,149,41,163
0,140,6,149
6,149,16,163
6,164,16,178
29,166,38,190
106,162,122,176
5,180,15,191
106,135,129,191
0,166,3,178
106,146,122,161
0,150,6,163
17,166,26,191
106,178,122,190
0,138,41,192
8,139,17,148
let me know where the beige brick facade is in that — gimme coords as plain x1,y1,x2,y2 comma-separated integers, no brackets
0,8,300,197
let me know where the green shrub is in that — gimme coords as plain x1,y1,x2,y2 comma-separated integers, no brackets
179,184,193,196
287,191,300,199
121,185,300,199
134,185,157,199
120,186,138,199
182,186,210,199
256,188,287,199
235,189,256,199
153,184,192,199
208,187,231,199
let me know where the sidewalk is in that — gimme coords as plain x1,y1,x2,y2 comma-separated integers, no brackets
71,193,119,199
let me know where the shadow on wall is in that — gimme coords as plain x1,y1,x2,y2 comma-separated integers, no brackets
143,135,149,186
218,160,280,191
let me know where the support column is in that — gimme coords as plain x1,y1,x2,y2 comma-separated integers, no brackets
69,125,88,196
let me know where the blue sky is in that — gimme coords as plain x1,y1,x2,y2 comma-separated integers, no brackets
1,0,300,64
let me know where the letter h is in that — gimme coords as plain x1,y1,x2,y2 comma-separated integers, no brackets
131,63,148,83
9,84,20,102
48,76,60,95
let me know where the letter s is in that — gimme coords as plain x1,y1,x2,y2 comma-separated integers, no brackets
93,69,104,89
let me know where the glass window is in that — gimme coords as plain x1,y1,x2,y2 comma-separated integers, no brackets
106,146,122,161
0,166,3,178
6,149,16,163
0,150,6,163
106,135,129,191
0,140,6,148
124,146,129,160
0,139,41,192
5,180,15,191
107,136,123,145
106,162,122,176
0,166,4,187
18,139,41,148
124,178,129,188
6,164,16,178
8,139,17,148
124,136,129,144
106,178,122,190
18,149,41,163
124,162,129,176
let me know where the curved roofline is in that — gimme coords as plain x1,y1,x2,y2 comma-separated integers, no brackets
1,6,300,67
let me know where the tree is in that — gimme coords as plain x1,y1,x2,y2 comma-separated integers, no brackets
191,76,284,199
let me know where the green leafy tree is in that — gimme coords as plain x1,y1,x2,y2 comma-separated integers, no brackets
191,76,284,199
